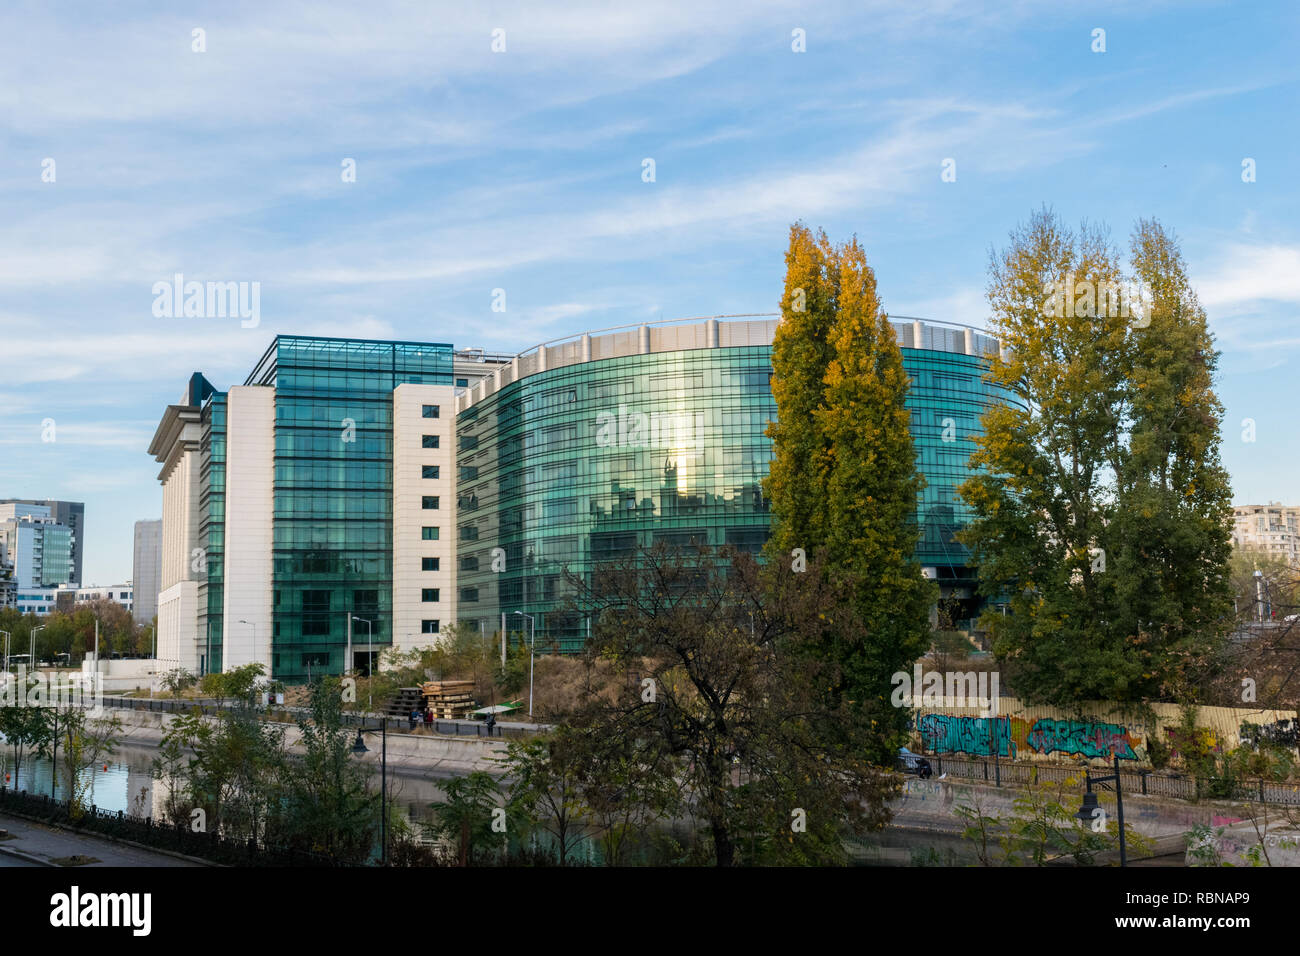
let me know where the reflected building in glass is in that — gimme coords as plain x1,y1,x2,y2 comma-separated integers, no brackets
148,318,1019,679
454,316,1019,652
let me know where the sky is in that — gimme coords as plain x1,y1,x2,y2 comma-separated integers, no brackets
1,0,1298,585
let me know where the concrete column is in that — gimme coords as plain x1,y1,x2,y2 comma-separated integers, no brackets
964,328,975,355
639,325,651,354
912,320,924,350
536,345,547,372
580,333,591,362
706,319,719,348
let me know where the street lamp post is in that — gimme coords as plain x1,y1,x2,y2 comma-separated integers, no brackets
1076,754,1128,866
0,629,10,672
352,616,373,705
31,625,45,668
511,611,535,719
352,717,389,866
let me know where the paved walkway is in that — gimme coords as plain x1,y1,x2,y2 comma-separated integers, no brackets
0,813,205,867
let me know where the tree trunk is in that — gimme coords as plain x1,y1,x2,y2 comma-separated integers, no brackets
712,818,735,867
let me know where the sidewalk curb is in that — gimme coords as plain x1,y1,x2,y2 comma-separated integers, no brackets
0,809,218,867
0,841,55,867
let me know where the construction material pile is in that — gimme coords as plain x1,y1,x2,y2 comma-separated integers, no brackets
420,680,477,719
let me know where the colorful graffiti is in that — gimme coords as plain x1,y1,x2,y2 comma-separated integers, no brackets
918,714,1017,757
1027,718,1138,760
918,713,1140,760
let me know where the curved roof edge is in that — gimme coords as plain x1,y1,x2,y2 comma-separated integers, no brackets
455,314,1003,414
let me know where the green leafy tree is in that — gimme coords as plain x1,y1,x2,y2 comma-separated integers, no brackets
38,707,123,818
819,236,933,747
0,673,48,791
564,545,898,867
1108,219,1234,700
274,676,378,863
220,662,267,706
502,733,590,866
151,710,208,827
961,208,1232,702
170,701,285,844
160,667,196,699
573,730,682,866
426,771,506,866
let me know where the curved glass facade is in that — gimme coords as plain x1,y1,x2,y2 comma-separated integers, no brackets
455,345,775,652
456,319,1021,650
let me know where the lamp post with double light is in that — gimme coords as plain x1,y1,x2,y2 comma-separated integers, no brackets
1075,754,1128,866
352,615,373,710
511,611,535,718
31,624,45,668
351,717,388,865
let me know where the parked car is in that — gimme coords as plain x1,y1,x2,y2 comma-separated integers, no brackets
898,748,933,779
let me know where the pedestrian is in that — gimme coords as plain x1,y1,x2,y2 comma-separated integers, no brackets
409,708,418,731
486,711,497,736
425,706,433,729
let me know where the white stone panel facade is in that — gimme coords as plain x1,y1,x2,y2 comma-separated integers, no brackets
221,386,275,672
392,383,457,654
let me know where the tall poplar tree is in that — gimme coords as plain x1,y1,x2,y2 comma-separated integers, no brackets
765,228,933,757
766,224,837,558
818,238,933,727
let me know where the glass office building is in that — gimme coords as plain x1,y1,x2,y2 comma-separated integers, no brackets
152,318,1017,678
246,336,454,682
152,337,457,682
197,387,225,672
454,317,1019,651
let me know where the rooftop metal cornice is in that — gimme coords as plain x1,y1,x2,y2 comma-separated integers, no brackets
454,314,1003,414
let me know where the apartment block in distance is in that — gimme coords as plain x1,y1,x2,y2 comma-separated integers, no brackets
0,498,84,585
1232,503,1300,563
132,518,162,625
0,502,76,590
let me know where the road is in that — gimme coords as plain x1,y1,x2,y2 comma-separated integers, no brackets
0,813,206,867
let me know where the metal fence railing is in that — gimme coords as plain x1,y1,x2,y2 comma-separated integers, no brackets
96,695,535,739
0,788,341,866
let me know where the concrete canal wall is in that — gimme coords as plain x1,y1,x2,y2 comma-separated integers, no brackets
111,706,508,776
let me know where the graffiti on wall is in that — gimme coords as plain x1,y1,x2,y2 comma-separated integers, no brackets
1239,719,1299,750
917,713,1141,760
918,714,1017,757
1027,718,1138,760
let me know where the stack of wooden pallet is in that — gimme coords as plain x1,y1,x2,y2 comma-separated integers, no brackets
385,687,425,719
421,680,477,719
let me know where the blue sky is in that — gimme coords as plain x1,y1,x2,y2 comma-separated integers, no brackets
2,0,1298,585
